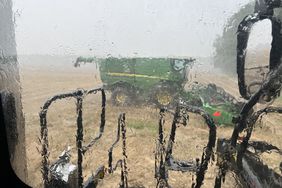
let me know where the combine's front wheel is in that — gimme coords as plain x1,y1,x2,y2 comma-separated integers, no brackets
111,87,133,106
151,85,176,108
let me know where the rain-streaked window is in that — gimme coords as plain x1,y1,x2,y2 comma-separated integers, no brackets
0,0,281,187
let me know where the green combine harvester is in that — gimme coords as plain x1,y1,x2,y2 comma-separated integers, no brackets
75,56,241,125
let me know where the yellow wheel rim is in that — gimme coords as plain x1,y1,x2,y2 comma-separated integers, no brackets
116,93,126,104
156,92,172,106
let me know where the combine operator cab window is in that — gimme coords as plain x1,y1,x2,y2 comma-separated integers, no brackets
1,0,281,187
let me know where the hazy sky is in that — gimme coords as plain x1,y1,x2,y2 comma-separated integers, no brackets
13,0,268,57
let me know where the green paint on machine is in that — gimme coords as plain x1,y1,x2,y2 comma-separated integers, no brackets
75,56,240,125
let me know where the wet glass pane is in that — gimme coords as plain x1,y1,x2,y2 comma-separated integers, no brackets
2,0,281,187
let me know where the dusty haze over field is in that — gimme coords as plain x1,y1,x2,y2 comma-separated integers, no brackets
12,0,273,57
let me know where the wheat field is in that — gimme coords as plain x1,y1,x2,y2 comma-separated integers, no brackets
19,55,281,188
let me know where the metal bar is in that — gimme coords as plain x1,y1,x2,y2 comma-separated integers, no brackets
106,113,128,188
161,105,193,186
214,138,244,188
216,102,282,188
237,106,282,169
231,62,282,147
165,106,180,163
112,160,123,172
39,111,49,188
84,112,127,188
158,104,216,188
155,108,169,188
108,114,122,173
120,113,128,188
76,94,84,188
82,89,106,153
180,104,216,188
39,87,104,187
215,138,282,188
180,104,216,152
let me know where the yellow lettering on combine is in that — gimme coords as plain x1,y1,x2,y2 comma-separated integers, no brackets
106,72,168,80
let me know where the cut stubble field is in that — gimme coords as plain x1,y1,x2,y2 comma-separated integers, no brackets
19,57,282,188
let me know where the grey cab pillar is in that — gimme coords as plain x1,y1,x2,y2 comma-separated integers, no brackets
0,0,27,182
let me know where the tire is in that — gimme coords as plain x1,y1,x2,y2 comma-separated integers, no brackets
111,87,133,106
151,85,176,108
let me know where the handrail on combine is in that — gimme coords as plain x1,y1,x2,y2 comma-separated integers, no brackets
39,87,106,188
155,104,217,188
